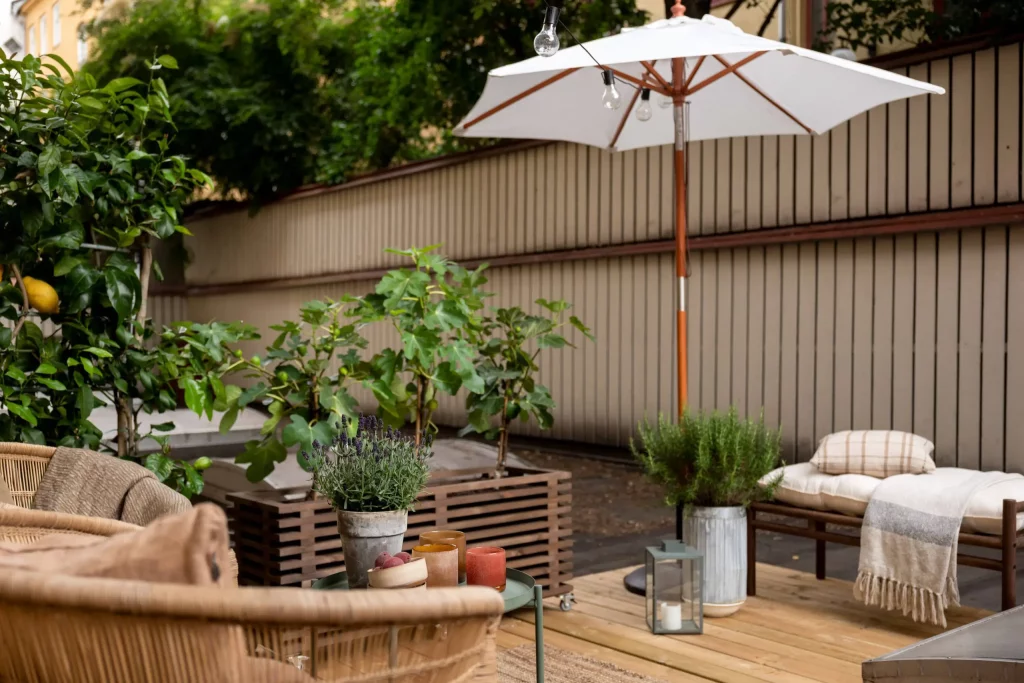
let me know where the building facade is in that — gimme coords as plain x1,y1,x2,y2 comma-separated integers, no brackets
19,0,98,66
1,0,25,56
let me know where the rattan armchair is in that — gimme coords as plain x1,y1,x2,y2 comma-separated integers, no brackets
0,569,504,683
0,475,239,585
0,442,54,508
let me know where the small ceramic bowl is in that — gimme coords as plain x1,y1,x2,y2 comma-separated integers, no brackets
366,557,429,589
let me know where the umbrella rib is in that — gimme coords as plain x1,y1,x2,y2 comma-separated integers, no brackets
641,60,671,92
460,68,579,130
683,56,706,92
685,51,765,96
610,74,650,150
712,54,815,134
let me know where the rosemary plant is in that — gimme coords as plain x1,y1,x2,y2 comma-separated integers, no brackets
301,415,431,513
631,407,783,509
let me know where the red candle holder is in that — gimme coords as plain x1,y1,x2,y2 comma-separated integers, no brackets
466,546,506,592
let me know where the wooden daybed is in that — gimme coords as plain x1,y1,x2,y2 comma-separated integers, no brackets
746,465,1024,611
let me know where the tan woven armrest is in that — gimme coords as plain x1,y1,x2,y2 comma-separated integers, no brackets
0,570,505,627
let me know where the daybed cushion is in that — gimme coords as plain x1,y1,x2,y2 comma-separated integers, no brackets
762,463,1024,535
810,430,936,477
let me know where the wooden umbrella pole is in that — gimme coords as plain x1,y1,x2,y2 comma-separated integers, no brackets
672,54,688,416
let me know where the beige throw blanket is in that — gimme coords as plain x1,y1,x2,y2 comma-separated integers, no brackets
33,447,190,526
854,470,1015,626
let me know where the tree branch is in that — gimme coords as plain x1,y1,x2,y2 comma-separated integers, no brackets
10,264,30,341
136,244,152,332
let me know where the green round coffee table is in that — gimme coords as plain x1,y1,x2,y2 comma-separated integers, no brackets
311,568,546,682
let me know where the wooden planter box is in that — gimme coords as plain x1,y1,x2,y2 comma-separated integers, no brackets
226,466,573,598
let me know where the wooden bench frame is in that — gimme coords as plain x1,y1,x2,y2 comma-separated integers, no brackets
746,498,1024,611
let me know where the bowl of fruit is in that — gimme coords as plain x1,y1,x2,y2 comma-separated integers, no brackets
366,551,428,590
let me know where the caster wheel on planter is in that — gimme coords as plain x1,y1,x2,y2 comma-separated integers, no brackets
559,593,576,612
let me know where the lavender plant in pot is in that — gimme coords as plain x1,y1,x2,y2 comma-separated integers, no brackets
302,416,431,588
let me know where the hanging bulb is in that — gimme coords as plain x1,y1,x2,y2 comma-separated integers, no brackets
601,69,622,110
635,89,653,122
534,5,561,57
658,93,673,109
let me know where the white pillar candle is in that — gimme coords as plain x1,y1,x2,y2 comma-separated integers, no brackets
659,601,683,631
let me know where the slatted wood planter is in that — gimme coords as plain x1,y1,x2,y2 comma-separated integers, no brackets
226,466,573,597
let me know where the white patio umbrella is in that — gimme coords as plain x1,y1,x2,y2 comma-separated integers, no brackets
455,0,944,414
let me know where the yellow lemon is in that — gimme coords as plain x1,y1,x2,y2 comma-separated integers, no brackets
22,276,59,314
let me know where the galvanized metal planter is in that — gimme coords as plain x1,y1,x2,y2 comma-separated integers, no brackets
683,506,746,617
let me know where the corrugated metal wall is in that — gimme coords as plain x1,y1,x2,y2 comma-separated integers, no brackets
185,42,1024,470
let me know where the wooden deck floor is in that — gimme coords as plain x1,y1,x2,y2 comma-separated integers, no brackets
499,564,993,683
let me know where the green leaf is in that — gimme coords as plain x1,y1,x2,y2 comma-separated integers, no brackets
156,54,179,69
76,96,104,110
53,254,81,276
237,382,268,407
433,362,462,395
537,334,567,349
0,328,11,349
183,377,204,415
36,377,66,391
35,363,57,374
426,298,468,330
76,386,94,419
377,268,430,309
103,76,145,93
37,144,61,176
104,267,138,321
236,438,288,482
151,421,175,432
259,400,287,436
7,403,38,427
569,315,595,341
219,405,240,434
6,366,27,383
143,453,174,481
282,414,335,460
80,357,101,377
84,346,112,358
400,326,440,367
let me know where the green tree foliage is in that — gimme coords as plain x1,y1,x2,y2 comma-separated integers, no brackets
85,0,647,201
820,0,1024,55
0,51,242,497
84,0,352,202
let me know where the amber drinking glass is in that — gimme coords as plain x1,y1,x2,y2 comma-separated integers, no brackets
420,530,467,583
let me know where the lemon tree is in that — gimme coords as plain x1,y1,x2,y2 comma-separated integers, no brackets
0,51,234,497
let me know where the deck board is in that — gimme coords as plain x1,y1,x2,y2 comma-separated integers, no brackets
499,563,991,683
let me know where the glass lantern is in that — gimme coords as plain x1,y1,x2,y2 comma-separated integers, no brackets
645,540,703,634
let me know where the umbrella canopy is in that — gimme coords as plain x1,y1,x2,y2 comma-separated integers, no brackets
455,13,943,150
455,7,944,414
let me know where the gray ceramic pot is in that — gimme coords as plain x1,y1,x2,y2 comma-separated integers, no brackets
683,506,747,617
336,509,408,588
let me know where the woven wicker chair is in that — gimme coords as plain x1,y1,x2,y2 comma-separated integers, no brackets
0,467,240,585
0,442,55,508
0,568,504,683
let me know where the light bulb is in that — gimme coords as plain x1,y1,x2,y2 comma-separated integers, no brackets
635,88,653,122
658,93,673,109
534,6,561,57
601,70,622,110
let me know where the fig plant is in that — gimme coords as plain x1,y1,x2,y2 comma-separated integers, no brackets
460,299,592,474
349,246,489,444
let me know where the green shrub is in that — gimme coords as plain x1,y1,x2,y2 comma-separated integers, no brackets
302,415,431,513
631,408,783,509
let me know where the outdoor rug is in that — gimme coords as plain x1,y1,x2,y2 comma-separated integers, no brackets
497,644,666,683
